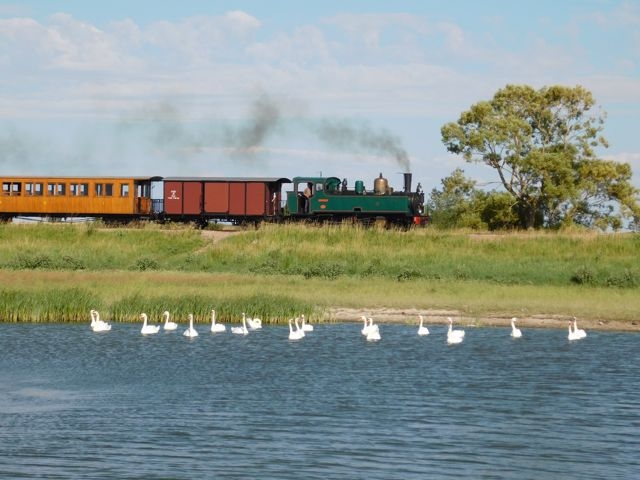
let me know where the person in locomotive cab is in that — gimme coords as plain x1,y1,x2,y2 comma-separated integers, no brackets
303,182,313,213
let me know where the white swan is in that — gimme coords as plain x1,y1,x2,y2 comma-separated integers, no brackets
447,317,465,345
572,317,587,339
417,315,430,336
288,318,304,340
231,313,249,335
294,317,306,338
210,309,226,333
510,317,522,338
246,315,262,330
568,322,582,341
301,314,313,332
162,310,178,331
90,309,111,332
360,315,370,336
183,313,199,338
366,322,381,341
140,313,160,335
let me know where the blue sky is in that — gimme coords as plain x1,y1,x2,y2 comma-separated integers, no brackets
1,0,639,194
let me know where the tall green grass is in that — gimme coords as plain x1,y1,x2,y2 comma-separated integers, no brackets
215,224,640,287
1,222,639,287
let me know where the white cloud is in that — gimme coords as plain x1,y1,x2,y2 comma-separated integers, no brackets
585,75,640,105
224,10,262,35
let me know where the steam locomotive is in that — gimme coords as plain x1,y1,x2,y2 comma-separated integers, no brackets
0,172,426,227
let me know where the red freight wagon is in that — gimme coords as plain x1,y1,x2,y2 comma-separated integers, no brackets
162,177,291,224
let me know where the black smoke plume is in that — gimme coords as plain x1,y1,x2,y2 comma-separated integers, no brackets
312,119,411,172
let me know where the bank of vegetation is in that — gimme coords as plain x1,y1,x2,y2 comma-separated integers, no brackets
0,222,638,325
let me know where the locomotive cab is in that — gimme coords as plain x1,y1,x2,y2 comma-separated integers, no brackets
289,176,327,215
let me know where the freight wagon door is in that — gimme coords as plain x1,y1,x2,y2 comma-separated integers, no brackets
164,181,184,215
228,183,246,215
246,183,266,215
204,182,230,214
182,182,202,215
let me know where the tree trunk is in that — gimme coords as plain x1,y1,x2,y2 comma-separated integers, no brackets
517,199,538,229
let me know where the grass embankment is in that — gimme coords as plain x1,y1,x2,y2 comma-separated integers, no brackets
0,222,638,325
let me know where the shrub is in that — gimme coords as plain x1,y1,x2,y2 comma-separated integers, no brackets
571,267,595,285
134,257,159,271
605,270,637,288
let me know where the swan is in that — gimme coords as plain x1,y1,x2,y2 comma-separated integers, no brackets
231,313,249,335
288,318,304,340
246,315,262,330
183,313,199,338
301,314,313,332
417,315,430,336
294,317,306,338
446,317,465,345
568,322,582,341
360,315,370,336
140,313,160,335
90,309,111,332
366,322,381,341
210,309,226,333
90,309,99,328
162,310,178,331
510,317,522,338
572,317,587,339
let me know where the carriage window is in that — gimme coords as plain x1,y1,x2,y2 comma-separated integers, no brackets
70,183,87,196
57,183,66,195
48,183,55,195
120,184,129,197
34,183,43,196
25,183,33,195
95,183,112,196
2,182,22,195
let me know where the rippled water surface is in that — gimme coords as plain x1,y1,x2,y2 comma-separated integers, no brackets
1,321,638,479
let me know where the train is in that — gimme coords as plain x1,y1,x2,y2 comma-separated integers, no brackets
0,172,426,227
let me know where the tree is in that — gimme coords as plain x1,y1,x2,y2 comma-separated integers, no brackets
427,168,519,230
441,84,640,230
427,168,483,229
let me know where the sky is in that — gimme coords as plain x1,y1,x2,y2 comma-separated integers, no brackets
1,0,639,195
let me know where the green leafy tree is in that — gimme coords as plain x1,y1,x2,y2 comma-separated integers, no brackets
427,168,482,229
427,169,519,230
441,84,639,230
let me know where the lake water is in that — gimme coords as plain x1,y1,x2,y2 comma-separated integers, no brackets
0,321,638,479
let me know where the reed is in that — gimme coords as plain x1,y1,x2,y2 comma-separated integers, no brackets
0,282,317,324
0,287,98,323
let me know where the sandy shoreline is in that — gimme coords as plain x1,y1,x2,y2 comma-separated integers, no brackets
325,307,640,332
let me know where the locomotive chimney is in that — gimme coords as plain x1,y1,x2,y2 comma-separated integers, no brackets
403,173,412,193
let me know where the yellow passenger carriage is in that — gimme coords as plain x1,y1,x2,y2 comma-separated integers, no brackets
0,176,155,221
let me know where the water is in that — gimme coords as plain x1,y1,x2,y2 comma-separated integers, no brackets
0,322,638,479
